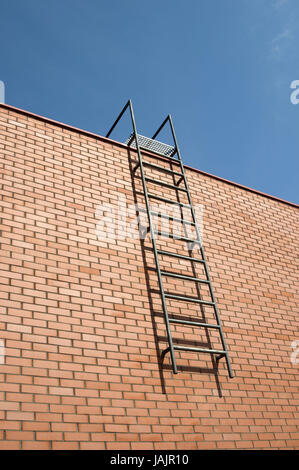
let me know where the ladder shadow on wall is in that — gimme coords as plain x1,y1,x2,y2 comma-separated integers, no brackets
127,149,224,397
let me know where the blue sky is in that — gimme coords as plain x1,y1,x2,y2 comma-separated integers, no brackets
0,0,298,203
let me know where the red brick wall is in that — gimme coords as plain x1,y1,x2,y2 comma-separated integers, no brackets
0,105,298,450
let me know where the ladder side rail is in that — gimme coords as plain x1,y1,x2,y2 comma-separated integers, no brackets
168,114,234,378
127,101,179,374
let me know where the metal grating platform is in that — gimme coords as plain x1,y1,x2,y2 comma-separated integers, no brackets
125,133,176,157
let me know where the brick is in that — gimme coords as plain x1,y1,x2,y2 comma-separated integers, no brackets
0,441,20,450
80,442,105,450
6,412,34,421
64,432,89,441
22,422,50,431
52,441,80,450
79,266,100,275
0,402,19,411
6,431,34,440
22,441,51,450
36,432,63,441
49,387,74,396
0,421,21,430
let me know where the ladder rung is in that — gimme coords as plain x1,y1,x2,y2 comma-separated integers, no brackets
169,318,220,329
148,193,191,208
173,345,226,355
145,177,187,192
154,230,200,245
161,271,209,283
157,250,206,264
150,211,195,226
142,161,183,177
165,293,214,306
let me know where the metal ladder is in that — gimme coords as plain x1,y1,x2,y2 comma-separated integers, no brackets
106,100,233,378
